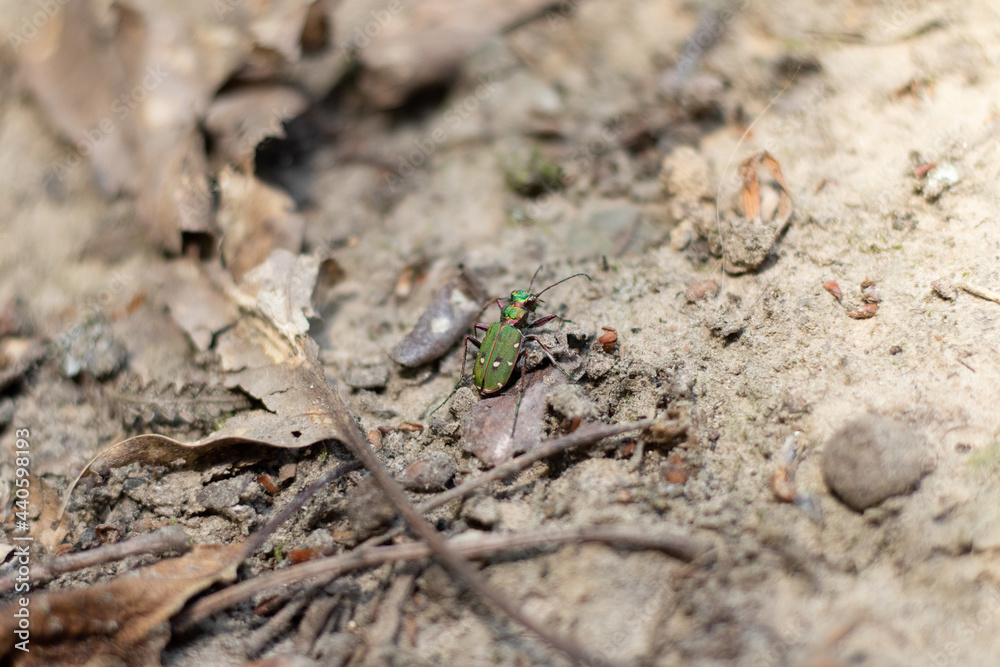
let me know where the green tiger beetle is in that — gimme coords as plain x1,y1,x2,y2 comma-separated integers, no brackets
429,267,591,435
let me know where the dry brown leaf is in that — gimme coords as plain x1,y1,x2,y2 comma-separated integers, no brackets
217,168,306,284
160,259,240,352
719,151,794,274
0,543,243,666
139,130,214,253
86,250,350,472
245,0,316,64
3,0,319,252
11,1,146,195
204,86,309,171
29,476,68,553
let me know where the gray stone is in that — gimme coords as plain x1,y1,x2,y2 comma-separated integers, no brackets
821,415,933,511
344,360,390,390
397,451,456,492
57,318,127,379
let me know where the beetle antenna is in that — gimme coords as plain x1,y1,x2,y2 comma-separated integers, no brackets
534,272,591,298
527,265,544,292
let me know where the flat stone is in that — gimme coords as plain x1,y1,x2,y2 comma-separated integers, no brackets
821,415,933,511
345,360,390,390
462,367,566,465
397,451,456,492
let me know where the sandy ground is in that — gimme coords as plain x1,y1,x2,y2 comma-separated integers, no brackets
3,0,1000,665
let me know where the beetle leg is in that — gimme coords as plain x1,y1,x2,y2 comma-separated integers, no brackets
528,314,559,328
427,335,482,417
523,334,575,381
529,313,578,328
510,351,528,439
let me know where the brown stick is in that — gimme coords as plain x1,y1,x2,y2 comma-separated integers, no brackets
245,419,658,626
354,419,654,554
175,523,709,631
421,419,654,515
240,460,363,561
0,525,190,594
326,396,601,664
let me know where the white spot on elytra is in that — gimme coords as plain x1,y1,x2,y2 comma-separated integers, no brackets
492,360,501,368
506,361,513,366
496,381,503,388
478,356,485,364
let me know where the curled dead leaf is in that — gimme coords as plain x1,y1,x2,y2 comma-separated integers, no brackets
0,543,243,666
217,169,306,284
719,151,794,274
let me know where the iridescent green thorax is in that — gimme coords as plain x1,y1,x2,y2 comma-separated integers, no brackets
500,303,529,326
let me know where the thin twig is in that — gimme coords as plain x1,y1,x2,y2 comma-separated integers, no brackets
197,344,602,665
0,525,190,594
330,404,601,664
246,590,312,658
957,281,1000,305
252,420,658,624
175,524,708,631
426,419,653,514
240,460,363,562
358,419,655,552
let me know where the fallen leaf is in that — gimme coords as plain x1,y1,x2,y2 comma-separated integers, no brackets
462,367,567,465
83,250,352,472
217,168,306,284
4,0,316,253
204,86,309,171
160,259,240,352
0,543,243,666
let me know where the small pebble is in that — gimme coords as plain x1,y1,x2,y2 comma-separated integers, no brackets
346,477,395,538
921,162,960,201
345,361,390,390
462,497,500,529
860,278,881,304
56,318,127,379
847,303,878,319
823,280,842,301
821,414,933,511
685,279,720,303
397,451,456,492
931,278,958,301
